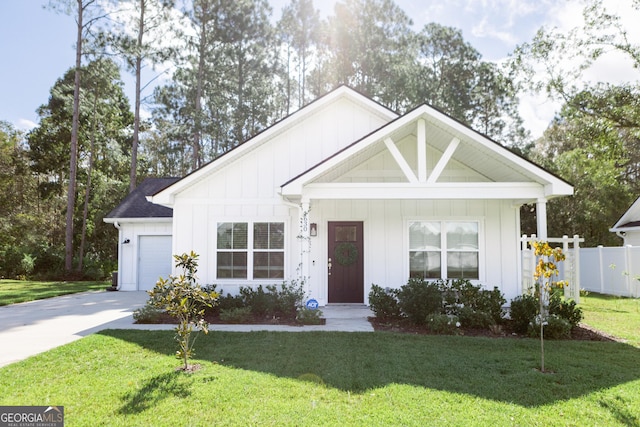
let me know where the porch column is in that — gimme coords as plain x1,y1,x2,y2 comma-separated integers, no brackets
536,198,548,240
300,200,311,282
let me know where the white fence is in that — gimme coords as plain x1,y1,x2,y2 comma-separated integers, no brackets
580,246,640,298
521,235,583,303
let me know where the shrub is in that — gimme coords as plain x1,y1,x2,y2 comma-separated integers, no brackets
20,253,36,278
438,279,505,325
458,306,495,329
549,291,583,328
397,278,443,325
368,284,401,320
476,287,507,324
219,307,253,323
240,285,274,317
529,315,572,340
509,294,538,334
296,307,324,325
216,293,244,313
133,303,165,323
267,281,305,318
426,314,460,334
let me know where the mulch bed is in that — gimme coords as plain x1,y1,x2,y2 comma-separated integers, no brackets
139,312,325,326
139,312,618,343
368,317,622,342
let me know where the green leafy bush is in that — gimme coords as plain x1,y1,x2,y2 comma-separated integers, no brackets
509,289,583,335
216,293,244,313
238,281,305,319
426,314,460,334
240,285,273,317
266,281,305,318
549,290,583,328
439,279,505,325
368,284,401,320
529,315,572,339
458,306,495,329
133,303,165,323
219,307,253,323
397,278,443,325
296,307,324,325
509,294,538,334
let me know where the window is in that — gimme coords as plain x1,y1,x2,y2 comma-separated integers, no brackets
409,221,479,280
253,222,284,279
217,222,284,279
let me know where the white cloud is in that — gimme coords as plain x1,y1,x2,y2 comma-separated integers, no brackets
518,93,561,139
16,119,37,131
471,17,518,45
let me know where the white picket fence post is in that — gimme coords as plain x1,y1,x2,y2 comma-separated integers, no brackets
520,234,584,303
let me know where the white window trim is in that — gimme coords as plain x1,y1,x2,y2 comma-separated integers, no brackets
214,218,288,282
405,217,485,282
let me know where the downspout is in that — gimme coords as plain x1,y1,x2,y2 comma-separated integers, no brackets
113,221,122,290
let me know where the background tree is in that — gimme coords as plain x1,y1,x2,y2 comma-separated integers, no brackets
49,0,108,275
98,0,176,192
313,0,415,110
27,60,133,276
277,0,322,113
151,0,282,169
513,0,640,245
0,122,43,278
409,23,527,146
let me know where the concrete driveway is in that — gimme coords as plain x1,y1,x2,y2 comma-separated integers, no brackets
0,291,153,367
0,291,374,368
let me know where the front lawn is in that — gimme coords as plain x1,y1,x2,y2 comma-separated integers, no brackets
1,330,639,426
580,292,640,347
0,279,109,306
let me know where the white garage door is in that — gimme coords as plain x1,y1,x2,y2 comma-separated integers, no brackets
138,235,173,291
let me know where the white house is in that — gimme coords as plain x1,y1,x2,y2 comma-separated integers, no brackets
610,196,640,246
106,86,573,303
103,177,179,291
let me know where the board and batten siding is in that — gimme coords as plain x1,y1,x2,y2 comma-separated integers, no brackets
170,197,521,305
117,221,173,291
305,199,521,305
168,96,394,291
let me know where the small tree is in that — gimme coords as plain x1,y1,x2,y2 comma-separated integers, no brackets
148,251,219,371
531,241,566,373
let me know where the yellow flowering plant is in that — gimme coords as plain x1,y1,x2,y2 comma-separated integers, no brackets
530,241,568,372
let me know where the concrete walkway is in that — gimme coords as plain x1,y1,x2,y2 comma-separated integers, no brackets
0,291,374,368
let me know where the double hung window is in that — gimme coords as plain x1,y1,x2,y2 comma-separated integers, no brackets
409,221,479,280
217,222,284,279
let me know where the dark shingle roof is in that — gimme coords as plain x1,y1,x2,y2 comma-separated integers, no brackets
104,177,180,219
619,221,640,229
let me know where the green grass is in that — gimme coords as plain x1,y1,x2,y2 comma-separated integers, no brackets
0,279,109,306
1,330,639,426
580,292,640,347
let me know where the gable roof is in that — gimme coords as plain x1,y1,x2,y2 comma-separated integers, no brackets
610,196,640,232
280,103,573,201
149,86,398,206
104,178,180,222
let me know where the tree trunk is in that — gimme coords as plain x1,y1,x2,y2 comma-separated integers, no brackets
129,0,145,193
193,17,206,171
66,0,84,274
78,95,98,272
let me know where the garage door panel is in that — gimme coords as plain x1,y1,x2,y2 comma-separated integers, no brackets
138,235,172,291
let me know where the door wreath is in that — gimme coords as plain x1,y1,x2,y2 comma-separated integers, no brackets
334,242,358,266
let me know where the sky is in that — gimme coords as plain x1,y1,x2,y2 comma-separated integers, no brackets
0,0,638,139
